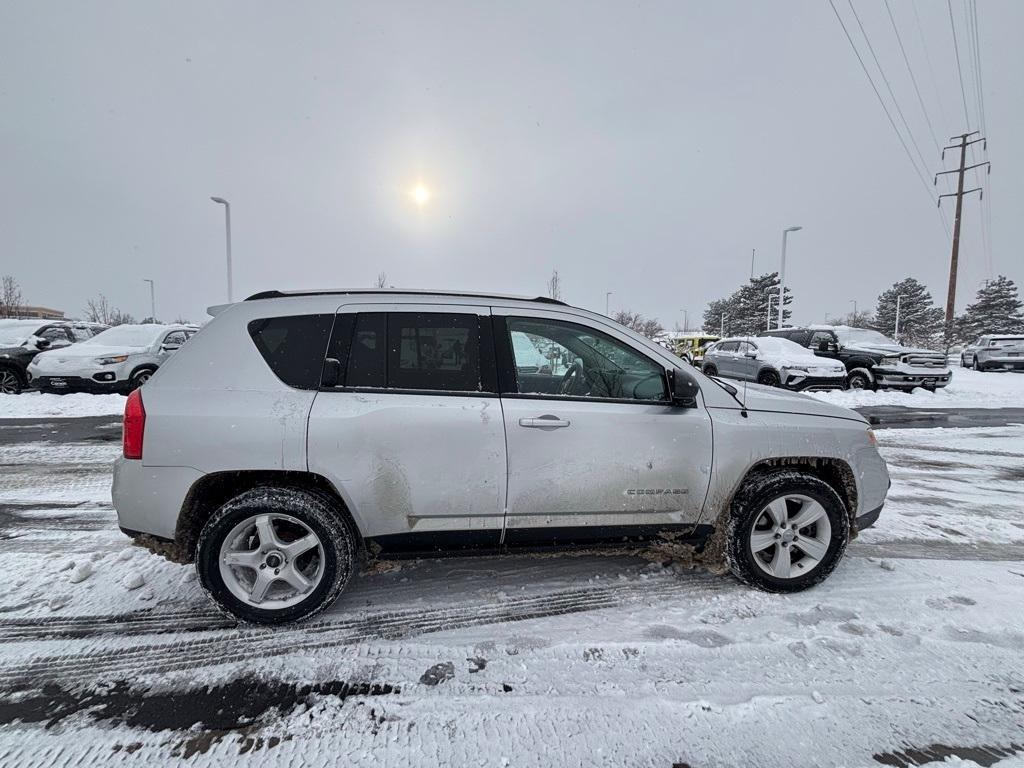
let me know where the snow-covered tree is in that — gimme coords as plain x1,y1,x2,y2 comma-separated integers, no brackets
956,276,1024,341
874,278,944,347
702,272,791,337
613,310,663,339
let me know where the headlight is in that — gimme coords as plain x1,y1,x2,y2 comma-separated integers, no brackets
95,355,129,365
782,366,808,373
880,356,900,365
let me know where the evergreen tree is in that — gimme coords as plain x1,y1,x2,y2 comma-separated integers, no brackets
874,278,944,347
702,272,791,337
956,276,1024,341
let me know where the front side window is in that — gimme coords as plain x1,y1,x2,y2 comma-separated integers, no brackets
505,317,666,402
809,331,832,349
163,330,187,346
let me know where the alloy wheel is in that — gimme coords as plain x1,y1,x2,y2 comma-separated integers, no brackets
218,513,325,609
0,370,20,395
748,494,832,579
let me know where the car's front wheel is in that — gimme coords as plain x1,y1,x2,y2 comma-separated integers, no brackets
0,367,23,395
726,471,850,593
757,370,781,387
128,367,156,390
197,487,357,624
847,368,873,390
702,363,718,377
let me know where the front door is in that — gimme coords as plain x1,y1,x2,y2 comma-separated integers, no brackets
493,310,713,548
307,304,506,555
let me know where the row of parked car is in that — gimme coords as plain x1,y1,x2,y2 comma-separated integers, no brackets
0,319,197,395
690,324,956,393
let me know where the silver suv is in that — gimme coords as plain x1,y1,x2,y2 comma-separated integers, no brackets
112,290,889,624
960,334,1024,371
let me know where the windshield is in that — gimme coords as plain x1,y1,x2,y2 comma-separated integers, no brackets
83,325,163,348
0,323,42,346
834,327,897,346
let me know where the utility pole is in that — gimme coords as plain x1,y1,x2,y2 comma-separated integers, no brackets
142,279,155,322
605,292,612,316
750,248,756,279
894,294,905,342
936,132,989,334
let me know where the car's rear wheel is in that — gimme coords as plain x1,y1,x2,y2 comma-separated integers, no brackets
726,471,850,593
974,356,986,372
702,363,718,377
960,354,970,368
0,368,23,395
197,487,357,624
757,370,781,387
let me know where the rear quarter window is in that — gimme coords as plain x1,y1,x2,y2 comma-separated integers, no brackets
248,315,334,389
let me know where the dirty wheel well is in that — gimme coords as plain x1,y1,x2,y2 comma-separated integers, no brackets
167,471,359,564
735,458,858,527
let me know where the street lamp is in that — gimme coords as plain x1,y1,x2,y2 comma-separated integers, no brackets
210,196,233,302
142,279,155,323
777,225,803,330
894,294,906,341
680,309,688,333
605,292,612,316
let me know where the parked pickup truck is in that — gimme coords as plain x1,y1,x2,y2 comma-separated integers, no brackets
759,325,952,391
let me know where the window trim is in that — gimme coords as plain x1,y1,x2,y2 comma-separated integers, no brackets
493,314,671,404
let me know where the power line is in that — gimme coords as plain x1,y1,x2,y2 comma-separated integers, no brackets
884,0,941,157
947,0,971,127
827,0,937,203
969,0,993,277
911,0,950,138
847,0,933,182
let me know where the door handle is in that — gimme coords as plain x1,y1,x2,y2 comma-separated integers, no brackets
519,415,571,429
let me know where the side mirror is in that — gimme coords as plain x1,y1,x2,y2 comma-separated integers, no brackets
744,351,758,359
161,343,181,353
321,357,342,388
669,367,699,408
32,337,51,350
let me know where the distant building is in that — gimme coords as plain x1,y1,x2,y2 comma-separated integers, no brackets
7,305,65,320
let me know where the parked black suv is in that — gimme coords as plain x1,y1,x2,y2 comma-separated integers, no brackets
759,325,951,391
0,320,108,394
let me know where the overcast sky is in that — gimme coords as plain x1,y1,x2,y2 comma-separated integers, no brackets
1,1,1020,329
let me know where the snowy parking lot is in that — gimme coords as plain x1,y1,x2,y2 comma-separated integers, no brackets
0,390,1023,766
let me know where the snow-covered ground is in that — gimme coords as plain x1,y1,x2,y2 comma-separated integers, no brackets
809,367,1024,409
0,392,126,419
0,423,1022,766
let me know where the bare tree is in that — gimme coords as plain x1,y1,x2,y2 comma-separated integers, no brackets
613,309,664,340
85,294,135,326
546,270,563,302
375,272,388,289
0,275,23,318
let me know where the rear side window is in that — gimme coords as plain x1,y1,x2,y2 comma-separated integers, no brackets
345,313,387,388
388,313,480,392
248,315,334,389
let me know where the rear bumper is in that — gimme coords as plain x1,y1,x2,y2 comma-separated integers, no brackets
112,457,202,541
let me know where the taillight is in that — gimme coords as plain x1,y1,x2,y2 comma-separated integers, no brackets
123,389,146,460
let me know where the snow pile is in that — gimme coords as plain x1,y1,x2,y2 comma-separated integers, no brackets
0,392,126,418
809,368,1024,409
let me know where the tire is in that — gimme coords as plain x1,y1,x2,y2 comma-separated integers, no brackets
960,354,969,369
757,370,781,388
196,486,357,625
0,367,23,395
974,357,986,372
129,367,156,390
726,470,850,594
847,368,873,390
702,363,718,377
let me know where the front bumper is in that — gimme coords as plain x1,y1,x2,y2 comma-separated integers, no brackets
30,374,130,393
784,373,846,391
873,365,951,389
28,360,134,392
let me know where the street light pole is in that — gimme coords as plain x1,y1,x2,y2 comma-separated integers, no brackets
605,292,612,316
894,294,905,341
210,197,233,302
777,226,803,330
142,279,155,323
680,309,688,333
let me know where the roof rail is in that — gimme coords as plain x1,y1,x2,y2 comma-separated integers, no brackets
243,289,567,306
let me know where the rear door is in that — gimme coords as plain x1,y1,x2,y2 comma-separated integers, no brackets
493,309,713,547
307,304,506,554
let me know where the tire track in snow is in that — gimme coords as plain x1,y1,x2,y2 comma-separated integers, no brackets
0,577,723,688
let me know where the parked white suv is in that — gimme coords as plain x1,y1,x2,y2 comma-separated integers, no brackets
112,290,889,624
29,323,197,393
